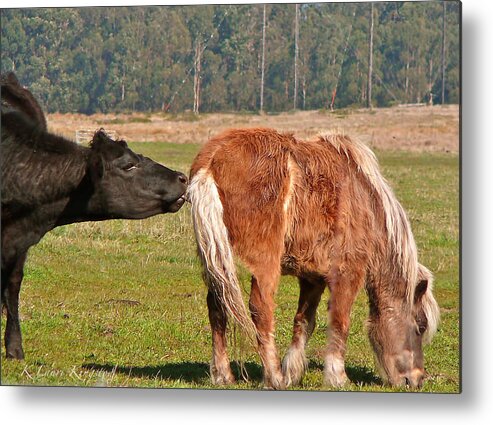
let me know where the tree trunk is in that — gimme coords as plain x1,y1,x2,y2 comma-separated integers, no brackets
405,58,409,102
441,1,447,104
367,2,374,109
260,4,266,113
293,3,299,110
428,58,434,106
193,40,202,114
121,69,125,103
302,74,306,110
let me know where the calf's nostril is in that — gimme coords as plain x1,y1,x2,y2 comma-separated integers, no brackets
178,173,188,185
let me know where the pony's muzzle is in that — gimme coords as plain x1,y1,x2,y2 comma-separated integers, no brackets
404,368,425,389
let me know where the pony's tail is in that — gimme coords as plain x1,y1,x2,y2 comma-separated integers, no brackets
416,263,440,345
188,169,257,341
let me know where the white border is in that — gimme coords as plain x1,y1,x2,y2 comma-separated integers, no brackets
3,1,491,424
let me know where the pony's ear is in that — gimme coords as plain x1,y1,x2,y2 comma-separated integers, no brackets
414,279,428,304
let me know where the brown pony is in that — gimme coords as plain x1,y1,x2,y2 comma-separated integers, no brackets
188,128,439,390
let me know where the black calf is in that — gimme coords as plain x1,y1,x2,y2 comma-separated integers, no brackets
1,74,187,359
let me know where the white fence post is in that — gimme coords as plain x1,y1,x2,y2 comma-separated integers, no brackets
75,129,118,144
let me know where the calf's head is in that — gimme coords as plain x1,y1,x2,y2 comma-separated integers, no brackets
88,130,187,218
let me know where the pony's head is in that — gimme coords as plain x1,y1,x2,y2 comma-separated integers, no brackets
368,263,440,388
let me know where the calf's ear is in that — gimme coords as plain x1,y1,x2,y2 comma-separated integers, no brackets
117,139,128,148
90,129,127,161
90,130,111,151
88,152,104,181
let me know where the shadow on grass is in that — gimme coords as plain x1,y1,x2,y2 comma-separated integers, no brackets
82,360,380,387
307,360,382,387
82,361,263,385
346,365,383,386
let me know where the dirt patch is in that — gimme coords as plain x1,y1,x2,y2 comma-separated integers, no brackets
47,105,459,152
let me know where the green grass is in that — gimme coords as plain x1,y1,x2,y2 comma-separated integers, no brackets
1,143,459,393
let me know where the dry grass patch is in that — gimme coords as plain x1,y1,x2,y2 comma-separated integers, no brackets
46,106,459,152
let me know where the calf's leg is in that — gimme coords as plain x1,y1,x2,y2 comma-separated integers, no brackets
2,253,27,360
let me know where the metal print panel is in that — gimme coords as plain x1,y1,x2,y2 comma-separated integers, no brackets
1,1,460,393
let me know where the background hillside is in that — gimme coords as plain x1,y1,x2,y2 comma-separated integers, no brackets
1,2,460,114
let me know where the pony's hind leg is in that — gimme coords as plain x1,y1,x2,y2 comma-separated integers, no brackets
207,290,235,385
249,270,284,390
324,267,365,387
282,276,325,387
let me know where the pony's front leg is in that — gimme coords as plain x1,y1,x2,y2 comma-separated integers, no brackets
2,253,27,360
282,276,325,387
324,268,365,387
207,290,235,385
249,272,284,390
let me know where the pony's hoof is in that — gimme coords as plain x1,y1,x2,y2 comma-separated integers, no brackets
263,373,286,390
323,372,348,388
282,371,302,388
210,361,235,385
211,372,235,385
212,375,235,386
324,354,348,387
211,370,235,386
282,347,308,387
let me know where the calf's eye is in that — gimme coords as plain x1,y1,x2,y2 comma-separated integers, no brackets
123,163,137,171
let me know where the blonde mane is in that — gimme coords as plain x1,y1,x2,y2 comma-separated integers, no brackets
320,132,418,304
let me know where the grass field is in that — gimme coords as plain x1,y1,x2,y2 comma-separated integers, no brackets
0,138,459,393
47,105,459,152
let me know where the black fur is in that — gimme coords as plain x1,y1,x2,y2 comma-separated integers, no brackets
1,72,47,130
1,74,188,359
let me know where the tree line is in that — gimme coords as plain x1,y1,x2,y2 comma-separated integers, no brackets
0,2,460,114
